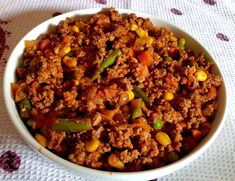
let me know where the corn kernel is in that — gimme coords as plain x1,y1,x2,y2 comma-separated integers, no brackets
170,36,177,42
59,46,71,57
72,25,80,33
108,154,125,170
146,37,154,46
134,38,145,48
85,139,100,152
157,42,163,49
63,56,77,68
35,134,47,147
195,70,207,81
127,91,134,101
163,92,174,101
130,23,138,31
155,131,171,147
136,28,148,38
154,53,161,59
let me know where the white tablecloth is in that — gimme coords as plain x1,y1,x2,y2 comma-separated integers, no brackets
0,0,235,180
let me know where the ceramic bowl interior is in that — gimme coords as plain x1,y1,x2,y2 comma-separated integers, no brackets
3,8,227,181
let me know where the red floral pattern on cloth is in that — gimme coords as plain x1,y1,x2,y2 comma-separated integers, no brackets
95,0,107,4
170,8,183,15
203,0,217,6
0,151,21,173
216,33,229,41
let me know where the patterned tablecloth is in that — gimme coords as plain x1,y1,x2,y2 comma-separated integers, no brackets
0,0,235,180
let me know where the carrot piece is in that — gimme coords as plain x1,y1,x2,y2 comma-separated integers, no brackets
165,74,178,88
139,65,149,78
138,50,154,67
127,48,134,57
208,86,217,99
191,129,201,141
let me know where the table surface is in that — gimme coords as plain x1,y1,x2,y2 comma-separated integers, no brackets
0,0,235,180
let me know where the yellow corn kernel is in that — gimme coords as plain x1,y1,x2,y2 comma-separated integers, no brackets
72,25,80,33
155,131,171,147
154,53,161,60
134,38,146,47
108,154,125,170
136,28,148,38
63,56,77,68
146,37,154,46
130,23,138,31
169,36,177,42
85,139,100,152
35,134,47,147
157,41,163,49
195,70,207,81
127,91,134,101
163,92,174,101
59,46,71,57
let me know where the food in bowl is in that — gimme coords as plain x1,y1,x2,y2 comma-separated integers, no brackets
11,8,222,172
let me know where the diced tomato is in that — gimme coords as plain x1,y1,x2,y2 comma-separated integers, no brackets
138,50,154,67
191,129,202,141
167,48,179,59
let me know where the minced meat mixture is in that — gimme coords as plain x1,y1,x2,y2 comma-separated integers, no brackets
12,8,222,171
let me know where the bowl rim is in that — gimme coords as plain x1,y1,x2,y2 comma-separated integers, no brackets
3,8,228,180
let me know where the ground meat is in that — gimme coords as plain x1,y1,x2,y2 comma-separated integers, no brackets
47,131,66,153
108,126,133,149
13,8,222,172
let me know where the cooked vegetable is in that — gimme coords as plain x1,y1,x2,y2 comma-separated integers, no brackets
59,46,71,57
127,91,135,101
35,134,47,147
52,118,92,132
93,49,122,80
191,129,202,141
130,23,138,31
85,139,100,152
19,98,32,118
71,25,80,33
178,38,185,50
108,154,125,170
136,28,148,38
133,85,150,106
169,36,177,42
195,70,207,81
163,92,174,101
131,98,143,119
165,56,173,61
153,119,163,129
155,131,171,147
138,50,154,66
63,56,77,68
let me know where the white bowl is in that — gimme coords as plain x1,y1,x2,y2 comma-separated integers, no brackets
3,8,228,181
